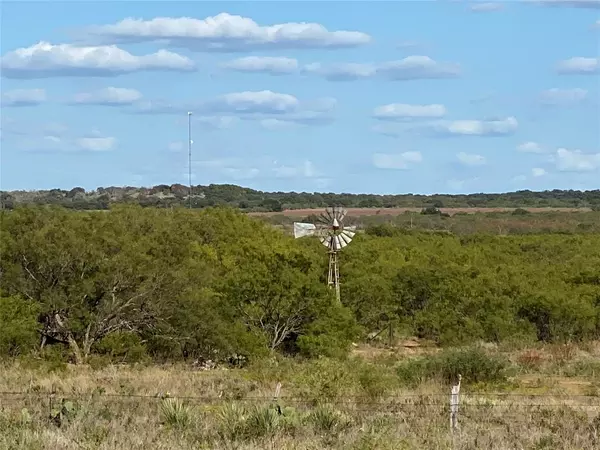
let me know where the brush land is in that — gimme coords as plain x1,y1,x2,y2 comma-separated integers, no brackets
1,201,600,449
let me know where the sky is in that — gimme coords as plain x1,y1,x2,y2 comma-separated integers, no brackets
0,0,599,195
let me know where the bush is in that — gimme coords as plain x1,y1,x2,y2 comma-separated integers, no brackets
94,332,148,363
432,347,508,383
0,296,40,357
396,347,509,385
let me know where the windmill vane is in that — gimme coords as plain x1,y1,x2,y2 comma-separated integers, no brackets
292,206,356,302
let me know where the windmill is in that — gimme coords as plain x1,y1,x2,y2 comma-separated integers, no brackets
293,206,356,302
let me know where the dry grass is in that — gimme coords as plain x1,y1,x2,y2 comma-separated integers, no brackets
1,344,600,449
2,390,599,449
249,207,592,218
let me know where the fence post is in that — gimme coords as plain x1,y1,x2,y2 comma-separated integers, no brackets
450,374,461,433
272,382,282,414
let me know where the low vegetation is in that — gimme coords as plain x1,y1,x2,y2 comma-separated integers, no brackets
1,204,600,448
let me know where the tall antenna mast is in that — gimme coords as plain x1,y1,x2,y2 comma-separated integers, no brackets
188,111,192,209
292,206,356,302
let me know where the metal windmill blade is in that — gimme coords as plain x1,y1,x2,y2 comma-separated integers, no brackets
292,206,356,303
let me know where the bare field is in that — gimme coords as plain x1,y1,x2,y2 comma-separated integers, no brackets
249,207,592,218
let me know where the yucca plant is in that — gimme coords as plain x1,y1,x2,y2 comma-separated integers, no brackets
246,405,280,438
216,402,248,441
159,398,191,429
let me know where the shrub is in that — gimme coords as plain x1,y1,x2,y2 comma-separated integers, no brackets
396,347,509,385
306,405,350,434
432,347,508,383
0,296,40,357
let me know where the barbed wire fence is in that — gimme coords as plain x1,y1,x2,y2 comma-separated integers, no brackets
1,387,599,430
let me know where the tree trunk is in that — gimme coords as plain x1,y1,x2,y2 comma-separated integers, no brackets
54,313,84,364
66,334,83,365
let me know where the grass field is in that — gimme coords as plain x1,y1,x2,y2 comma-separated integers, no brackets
2,341,600,449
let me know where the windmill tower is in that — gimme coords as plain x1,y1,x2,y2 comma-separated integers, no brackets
293,206,356,302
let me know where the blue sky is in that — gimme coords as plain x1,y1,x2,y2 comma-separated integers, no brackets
1,0,599,194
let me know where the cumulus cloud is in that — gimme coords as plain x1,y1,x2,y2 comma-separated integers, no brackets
556,57,599,74
517,142,544,153
2,88,46,106
133,90,336,127
220,56,298,75
532,168,547,177
14,131,116,152
0,41,195,78
304,56,460,81
553,148,600,172
302,62,376,81
539,88,588,106
81,13,371,51
75,136,116,151
423,117,518,137
457,152,486,166
195,115,238,130
469,2,504,11
71,87,143,105
373,151,423,170
373,103,447,120
206,90,299,114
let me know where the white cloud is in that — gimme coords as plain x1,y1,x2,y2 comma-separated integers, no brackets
556,57,599,74
425,117,518,137
82,13,371,51
470,2,504,11
260,119,299,130
532,167,547,177
168,141,184,152
134,90,335,127
302,62,376,81
373,103,447,120
195,115,238,130
1,41,195,78
75,136,116,151
303,56,460,81
517,141,544,153
15,130,116,152
539,88,588,105
208,90,299,114
377,56,461,80
72,87,143,105
373,151,422,169
195,158,261,180
273,160,317,178
221,56,298,75
457,152,486,166
1,88,46,106
535,0,600,9
554,148,600,172
221,167,261,180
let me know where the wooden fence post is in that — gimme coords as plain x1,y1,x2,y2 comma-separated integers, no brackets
450,374,461,433
273,382,282,414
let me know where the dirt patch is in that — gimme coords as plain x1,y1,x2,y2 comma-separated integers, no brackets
249,207,591,218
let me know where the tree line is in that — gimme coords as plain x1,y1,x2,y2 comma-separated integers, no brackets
2,184,600,211
1,205,600,364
